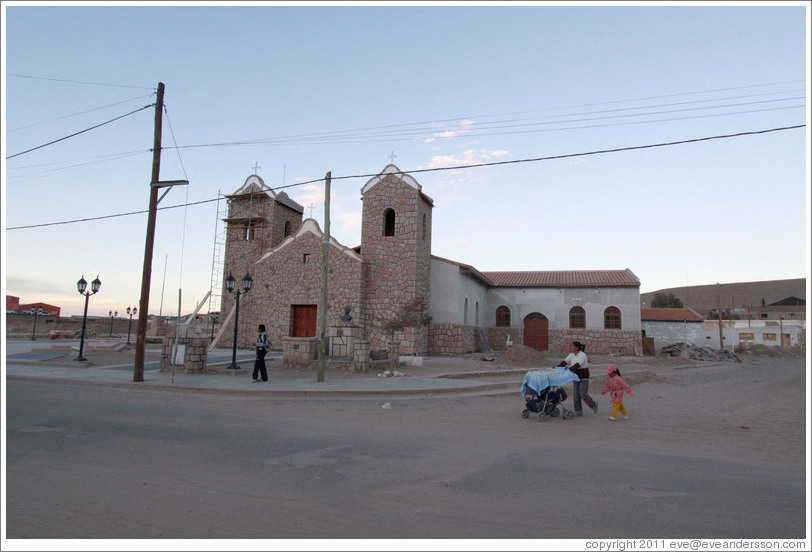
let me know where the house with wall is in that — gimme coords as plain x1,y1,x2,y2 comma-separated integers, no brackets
6,295,61,318
641,307,705,353
217,165,643,367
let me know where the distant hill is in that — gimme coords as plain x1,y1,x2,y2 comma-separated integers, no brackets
640,278,806,312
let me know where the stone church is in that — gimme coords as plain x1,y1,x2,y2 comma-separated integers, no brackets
218,164,642,366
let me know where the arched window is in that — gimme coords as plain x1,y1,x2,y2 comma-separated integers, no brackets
284,221,292,237
383,208,396,236
604,306,621,329
495,306,511,327
463,298,469,325
569,306,586,329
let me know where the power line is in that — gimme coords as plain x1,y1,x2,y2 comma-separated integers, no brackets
8,73,155,90
6,83,802,179
6,124,804,231
6,198,221,231
6,104,155,159
7,93,156,133
167,99,804,150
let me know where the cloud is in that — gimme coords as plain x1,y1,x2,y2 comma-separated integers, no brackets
421,119,476,143
428,148,511,169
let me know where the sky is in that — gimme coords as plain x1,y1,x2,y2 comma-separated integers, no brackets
2,1,810,319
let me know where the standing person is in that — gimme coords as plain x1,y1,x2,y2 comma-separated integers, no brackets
252,324,270,383
557,340,598,416
601,365,634,421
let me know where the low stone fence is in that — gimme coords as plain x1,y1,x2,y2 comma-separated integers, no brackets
548,329,641,356
281,336,371,372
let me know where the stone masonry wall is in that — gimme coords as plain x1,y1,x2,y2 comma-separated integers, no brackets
249,222,364,349
361,172,432,354
549,329,642,356
221,189,304,350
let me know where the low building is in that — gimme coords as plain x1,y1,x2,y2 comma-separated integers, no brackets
641,307,705,352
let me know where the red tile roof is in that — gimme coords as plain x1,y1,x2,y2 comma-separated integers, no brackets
480,269,640,288
641,308,704,322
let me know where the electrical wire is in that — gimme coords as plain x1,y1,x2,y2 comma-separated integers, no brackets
8,73,156,90
164,104,191,287
166,89,804,150
5,104,154,159
7,93,157,133
6,124,804,231
4,151,148,182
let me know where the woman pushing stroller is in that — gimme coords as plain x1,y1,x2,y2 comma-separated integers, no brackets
557,340,598,416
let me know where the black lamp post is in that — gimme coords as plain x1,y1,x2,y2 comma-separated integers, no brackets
30,306,43,340
126,306,137,345
75,275,101,361
108,310,118,338
210,312,219,340
225,271,252,370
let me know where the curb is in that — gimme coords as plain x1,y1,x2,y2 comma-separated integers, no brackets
5,373,520,399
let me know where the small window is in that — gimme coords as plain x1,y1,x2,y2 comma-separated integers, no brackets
284,221,292,237
763,333,777,341
244,220,256,241
495,306,511,327
422,214,427,241
569,306,586,329
604,306,621,329
383,208,396,237
303,253,310,264
738,333,755,343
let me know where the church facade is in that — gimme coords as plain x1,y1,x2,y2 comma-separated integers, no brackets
218,165,642,363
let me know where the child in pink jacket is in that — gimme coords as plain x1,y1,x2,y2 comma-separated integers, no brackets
601,365,634,421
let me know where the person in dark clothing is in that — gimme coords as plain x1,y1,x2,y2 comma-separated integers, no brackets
252,324,270,382
557,340,598,416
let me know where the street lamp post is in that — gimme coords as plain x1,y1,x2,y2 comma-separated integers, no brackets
75,275,101,362
30,306,43,340
108,310,118,338
210,312,219,340
225,271,252,370
126,306,137,345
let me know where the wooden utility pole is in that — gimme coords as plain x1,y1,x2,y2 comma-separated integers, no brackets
317,172,331,382
133,82,164,382
716,282,724,350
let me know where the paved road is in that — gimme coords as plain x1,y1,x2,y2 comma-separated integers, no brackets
5,376,806,540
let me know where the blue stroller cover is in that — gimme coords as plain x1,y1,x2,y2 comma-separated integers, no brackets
521,367,580,398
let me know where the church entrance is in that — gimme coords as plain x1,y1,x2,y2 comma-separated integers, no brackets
292,305,317,337
523,312,549,351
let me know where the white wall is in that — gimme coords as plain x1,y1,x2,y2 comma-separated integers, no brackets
642,321,705,351
429,258,490,325
485,286,641,331
430,258,642,331
700,319,805,349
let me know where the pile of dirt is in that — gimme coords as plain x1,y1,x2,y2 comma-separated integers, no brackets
494,344,551,367
659,342,740,362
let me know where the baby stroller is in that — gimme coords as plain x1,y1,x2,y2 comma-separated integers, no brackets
520,367,580,421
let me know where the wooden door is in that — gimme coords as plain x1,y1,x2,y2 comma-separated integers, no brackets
523,312,549,351
292,305,317,337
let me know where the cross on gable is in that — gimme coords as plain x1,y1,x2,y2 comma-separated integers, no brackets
252,162,261,174
388,151,397,164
